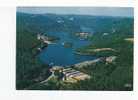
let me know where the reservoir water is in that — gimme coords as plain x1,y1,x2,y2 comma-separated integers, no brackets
38,32,96,66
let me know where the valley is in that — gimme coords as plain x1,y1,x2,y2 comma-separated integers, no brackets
16,12,133,90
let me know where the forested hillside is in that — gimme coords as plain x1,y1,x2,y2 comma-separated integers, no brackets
16,12,133,90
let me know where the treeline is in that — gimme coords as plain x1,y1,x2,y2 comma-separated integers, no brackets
73,35,133,90
16,16,51,89
29,34,133,90
71,25,133,90
16,12,133,90
17,12,133,34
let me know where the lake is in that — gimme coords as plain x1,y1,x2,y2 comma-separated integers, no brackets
38,32,96,66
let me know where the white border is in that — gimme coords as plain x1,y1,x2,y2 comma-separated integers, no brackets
0,0,134,7
0,0,137,100
17,0,134,7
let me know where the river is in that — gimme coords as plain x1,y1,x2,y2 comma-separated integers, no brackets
38,32,96,66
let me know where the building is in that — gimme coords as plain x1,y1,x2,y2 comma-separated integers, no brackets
50,66,90,83
103,33,109,36
37,33,53,44
75,32,88,39
106,56,117,64
62,68,90,83
37,33,49,41
50,66,63,73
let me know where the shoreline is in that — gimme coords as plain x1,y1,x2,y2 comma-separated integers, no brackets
74,51,93,56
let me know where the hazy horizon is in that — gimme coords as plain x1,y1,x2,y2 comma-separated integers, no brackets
17,7,133,17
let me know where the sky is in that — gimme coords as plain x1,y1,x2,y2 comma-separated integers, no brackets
17,7,134,17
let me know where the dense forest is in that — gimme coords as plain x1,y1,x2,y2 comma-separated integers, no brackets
16,12,133,90
16,13,51,89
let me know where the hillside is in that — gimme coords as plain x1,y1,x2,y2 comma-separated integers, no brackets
16,12,133,90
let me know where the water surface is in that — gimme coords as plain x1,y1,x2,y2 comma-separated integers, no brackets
38,32,96,66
